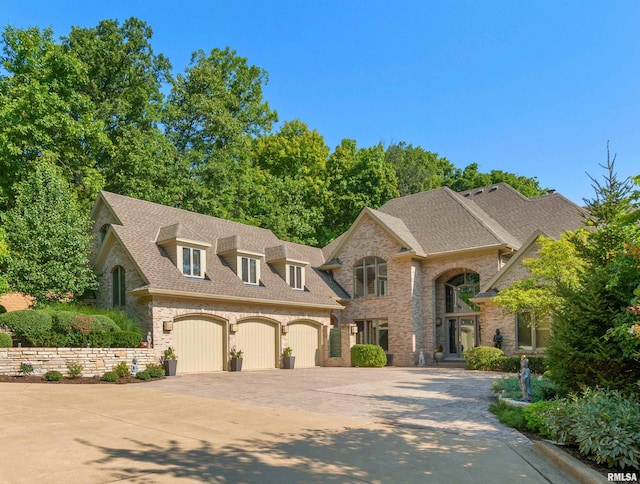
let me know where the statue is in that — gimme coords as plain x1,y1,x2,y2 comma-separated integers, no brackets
418,349,425,367
518,356,531,402
131,357,138,377
147,331,152,347
493,329,503,349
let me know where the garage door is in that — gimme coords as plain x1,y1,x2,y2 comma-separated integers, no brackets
173,318,224,373
236,320,278,370
287,322,321,367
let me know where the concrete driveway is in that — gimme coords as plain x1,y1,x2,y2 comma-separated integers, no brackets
0,367,577,483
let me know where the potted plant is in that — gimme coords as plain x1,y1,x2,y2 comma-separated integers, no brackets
282,346,295,369
434,344,445,363
163,347,177,376
229,346,244,372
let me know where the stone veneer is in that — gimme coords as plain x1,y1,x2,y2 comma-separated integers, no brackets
0,347,156,377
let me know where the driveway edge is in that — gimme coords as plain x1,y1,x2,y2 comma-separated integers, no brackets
532,441,605,484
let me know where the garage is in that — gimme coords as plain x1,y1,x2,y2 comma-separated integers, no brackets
172,317,225,373
287,321,321,367
235,320,278,370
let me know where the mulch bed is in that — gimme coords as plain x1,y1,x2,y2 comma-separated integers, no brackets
0,374,161,384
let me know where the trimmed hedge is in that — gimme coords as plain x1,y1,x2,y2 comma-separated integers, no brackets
351,344,387,367
463,346,505,370
0,310,142,347
0,310,53,346
0,332,12,347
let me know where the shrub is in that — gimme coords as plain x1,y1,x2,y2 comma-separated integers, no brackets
523,400,558,437
136,370,151,381
489,399,528,431
0,332,12,347
101,371,118,382
494,356,520,373
463,346,504,370
146,363,165,378
66,361,84,379
19,362,34,375
351,344,387,367
44,370,63,381
110,331,142,348
527,356,547,374
0,310,53,346
113,361,131,378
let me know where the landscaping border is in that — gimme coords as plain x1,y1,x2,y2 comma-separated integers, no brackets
0,347,156,377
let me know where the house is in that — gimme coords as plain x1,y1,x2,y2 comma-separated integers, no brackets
90,183,584,371
90,191,345,373
321,183,585,365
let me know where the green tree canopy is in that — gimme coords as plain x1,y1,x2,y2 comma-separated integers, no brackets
1,161,97,303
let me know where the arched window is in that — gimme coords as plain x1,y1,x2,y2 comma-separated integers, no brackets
445,272,479,313
112,266,126,307
353,257,387,298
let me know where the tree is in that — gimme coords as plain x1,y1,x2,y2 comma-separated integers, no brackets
0,228,9,296
1,161,97,303
385,142,456,196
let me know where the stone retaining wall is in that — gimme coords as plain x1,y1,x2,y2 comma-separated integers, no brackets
0,347,157,377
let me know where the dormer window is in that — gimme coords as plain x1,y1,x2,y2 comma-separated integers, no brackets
288,264,304,290
241,256,259,284
182,247,202,277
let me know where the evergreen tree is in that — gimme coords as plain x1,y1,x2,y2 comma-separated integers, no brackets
1,161,97,303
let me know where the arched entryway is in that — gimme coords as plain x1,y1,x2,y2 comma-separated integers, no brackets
235,319,279,370
287,321,322,367
440,271,481,358
172,315,226,373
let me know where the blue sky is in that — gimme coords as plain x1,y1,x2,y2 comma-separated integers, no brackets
2,1,638,204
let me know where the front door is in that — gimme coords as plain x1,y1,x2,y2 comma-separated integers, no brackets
447,317,478,357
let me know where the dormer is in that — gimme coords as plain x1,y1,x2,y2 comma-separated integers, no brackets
156,223,211,279
265,245,308,290
217,235,264,285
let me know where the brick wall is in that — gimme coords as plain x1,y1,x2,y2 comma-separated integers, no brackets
0,347,156,377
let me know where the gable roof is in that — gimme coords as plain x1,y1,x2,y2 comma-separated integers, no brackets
326,183,585,259
93,191,343,310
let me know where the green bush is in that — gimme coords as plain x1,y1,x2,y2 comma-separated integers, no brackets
136,370,151,380
526,356,547,374
146,363,165,378
0,310,53,346
101,371,118,382
351,344,387,367
113,361,131,378
42,302,142,333
110,331,142,348
463,346,505,370
494,356,520,373
0,332,12,347
489,399,528,431
44,370,63,381
66,361,84,379
523,400,558,437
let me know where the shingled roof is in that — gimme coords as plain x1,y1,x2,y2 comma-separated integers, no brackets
93,191,344,309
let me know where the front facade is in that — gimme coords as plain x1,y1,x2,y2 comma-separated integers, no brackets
90,183,584,371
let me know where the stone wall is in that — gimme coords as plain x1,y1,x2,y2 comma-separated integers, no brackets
0,347,156,377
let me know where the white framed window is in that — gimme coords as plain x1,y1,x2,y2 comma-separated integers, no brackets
516,312,551,352
354,257,387,298
182,247,202,277
241,256,258,284
288,264,304,290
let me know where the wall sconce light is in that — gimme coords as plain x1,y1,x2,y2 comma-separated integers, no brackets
281,325,288,334
229,323,238,333
163,320,174,332
350,325,358,335
436,318,442,327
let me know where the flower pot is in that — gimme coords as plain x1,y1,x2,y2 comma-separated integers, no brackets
138,342,148,348
230,358,243,372
434,351,445,363
164,359,177,376
282,356,295,369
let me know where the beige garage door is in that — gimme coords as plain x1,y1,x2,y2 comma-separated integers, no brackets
287,322,321,367
236,320,277,370
173,318,224,373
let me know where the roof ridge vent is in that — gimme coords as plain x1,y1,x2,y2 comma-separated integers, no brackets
489,186,498,192
475,189,484,195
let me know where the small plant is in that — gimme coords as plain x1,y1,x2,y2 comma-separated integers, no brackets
435,344,444,352
101,371,118,382
66,361,84,379
523,400,558,437
164,346,177,360
113,361,131,378
283,346,293,357
136,370,151,381
19,362,34,376
230,346,244,359
44,370,63,381
489,399,528,431
146,363,165,378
